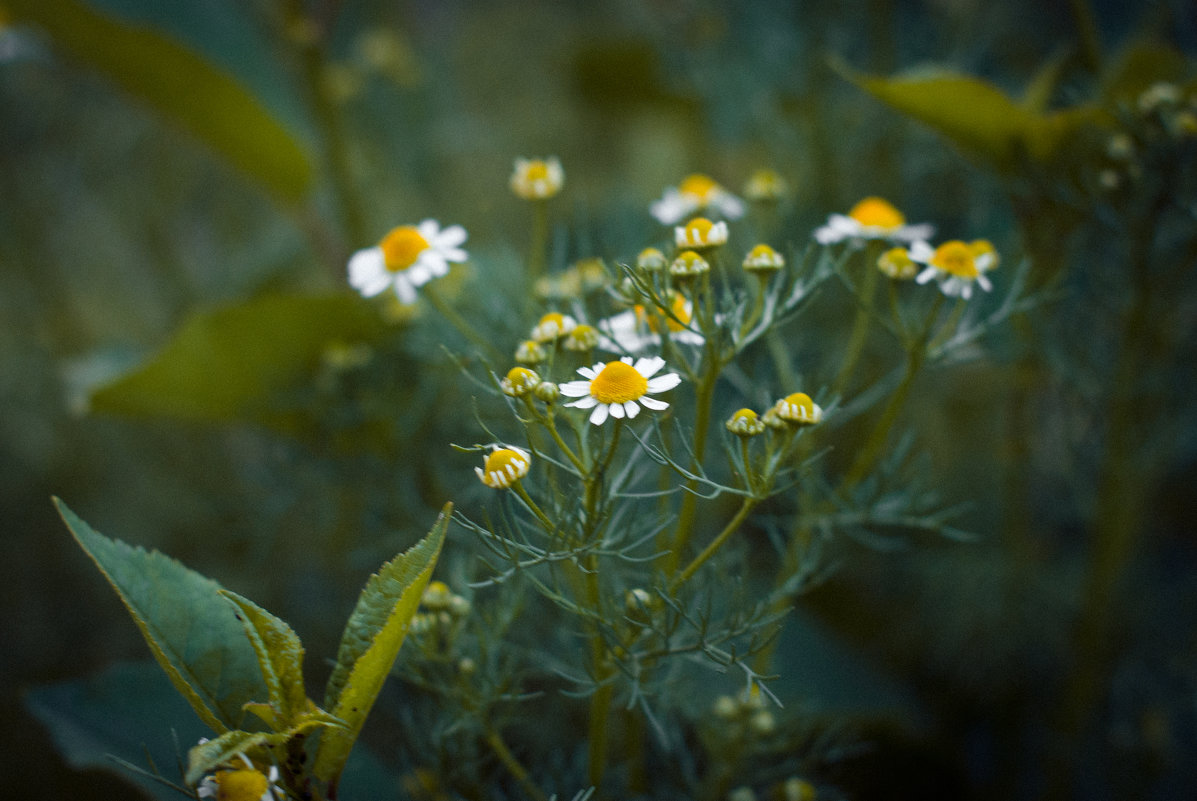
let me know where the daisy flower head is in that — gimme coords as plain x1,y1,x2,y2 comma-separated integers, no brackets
877,246,918,280
563,323,601,351
560,356,682,425
501,366,540,397
476,446,531,489
510,156,564,200
515,339,547,365
348,220,468,304
743,168,789,203
743,243,785,274
911,239,999,299
599,290,704,352
675,217,729,250
772,392,823,425
670,250,710,279
726,408,765,437
636,247,668,272
813,197,932,246
651,173,745,224
197,755,282,801
530,312,578,343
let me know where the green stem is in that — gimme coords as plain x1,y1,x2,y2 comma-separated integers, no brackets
422,284,505,363
528,199,550,283
512,482,555,533
671,497,759,590
485,728,548,801
1068,0,1103,73
832,242,882,395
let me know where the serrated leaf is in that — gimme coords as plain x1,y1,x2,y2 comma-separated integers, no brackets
55,499,268,733
313,504,451,785
6,0,312,203
89,293,386,427
221,590,308,725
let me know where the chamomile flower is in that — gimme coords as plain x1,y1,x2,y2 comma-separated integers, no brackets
348,220,468,304
813,197,932,246
636,247,668,272
772,393,823,425
510,156,564,200
560,356,681,425
670,250,710,278
197,754,282,801
726,408,765,437
743,168,789,203
599,291,704,352
743,244,785,273
651,173,745,224
530,312,578,343
563,324,601,351
475,446,531,489
911,239,998,299
877,246,918,280
501,366,540,397
515,340,547,364
675,217,729,249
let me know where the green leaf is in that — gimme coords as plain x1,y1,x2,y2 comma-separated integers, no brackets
1021,48,1072,113
6,0,312,203
184,730,281,786
25,661,208,801
1100,38,1192,104
55,498,268,733
89,292,387,427
313,503,452,785
220,590,308,725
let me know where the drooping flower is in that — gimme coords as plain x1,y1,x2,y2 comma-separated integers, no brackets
510,157,564,200
651,173,745,224
813,197,932,246
742,244,785,273
559,356,681,425
911,239,998,299
599,290,704,352
475,446,531,489
675,217,729,249
348,220,468,304
772,392,823,425
876,246,918,280
530,312,578,343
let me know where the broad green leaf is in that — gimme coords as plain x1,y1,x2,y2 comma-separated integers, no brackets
55,499,268,733
221,590,308,725
26,661,208,801
6,0,312,203
313,503,452,785
89,293,386,427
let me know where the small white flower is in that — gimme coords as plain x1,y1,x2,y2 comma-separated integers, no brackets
910,239,998,300
197,753,282,801
814,197,932,246
510,157,564,200
597,292,704,352
651,173,745,224
559,356,682,425
475,445,531,489
530,311,578,343
348,220,468,304
675,217,729,249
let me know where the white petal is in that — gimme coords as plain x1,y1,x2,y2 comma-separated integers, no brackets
348,247,385,284
908,240,934,261
977,274,992,292
358,273,393,298
441,246,468,263
646,372,681,393
406,263,433,286
634,356,665,378
559,380,593,397
420,252,449,278
623,401,640,418
619,356,634,365
609,402,625,419
714,193,745,219
393,276,418,304
898,223,935,242
640,396,669,411
915,266,937,285
417,219,440,240
568,395,599,408
577,366,598,380
590,404,610,425
436,224,468,248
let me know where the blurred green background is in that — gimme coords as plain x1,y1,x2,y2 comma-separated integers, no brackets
2,0,1195,799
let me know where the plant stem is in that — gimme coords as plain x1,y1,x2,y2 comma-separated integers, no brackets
422,284,505,363
528,199,550,284
671,497,759,590
485,728,549,801
832,242,882,395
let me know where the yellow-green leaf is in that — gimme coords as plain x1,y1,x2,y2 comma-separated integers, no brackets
55,499,268,734
313,503,452,785
1100,38,1192,104
6,0,312,203
221,590,308,726
89,293,386,427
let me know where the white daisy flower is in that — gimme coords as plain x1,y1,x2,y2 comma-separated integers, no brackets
559,356,682,425
675,217,729,249
597,291,704,352
197,754,282,801
530,311,578,343
651,173,745,224
347,219,468,304
510,156,564,200
911,239,999,300
772,392,823,425
475,445,531,489
813,196,932,246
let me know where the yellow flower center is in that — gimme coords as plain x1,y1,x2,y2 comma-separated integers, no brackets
878,246,916,279
848,197,905,230
482,449,529,483
522,161,551,181
380,226,430,272
590,361,648,404
931,240,978,278
213,769,269,801
538,312,564,330
679,173,719,201
684,217,715,238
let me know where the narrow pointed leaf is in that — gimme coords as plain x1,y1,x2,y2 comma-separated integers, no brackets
6,0,312,203
313,504,451,784
89,293,387,427
55,498,267,733
221,590,308,724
